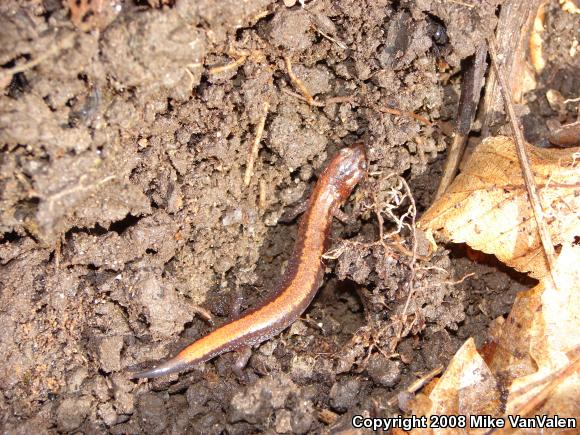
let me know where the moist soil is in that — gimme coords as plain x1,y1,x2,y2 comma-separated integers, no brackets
0,1,577,433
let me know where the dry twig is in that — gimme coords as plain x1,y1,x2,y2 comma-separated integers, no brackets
209,54,248,76
315,28,347,49
436,43,487,198
387,365,444,406
487,36,558,287
378,107,433,126
284,56,315,105
189,305,215,326
244,101,270,186
282,89,354,107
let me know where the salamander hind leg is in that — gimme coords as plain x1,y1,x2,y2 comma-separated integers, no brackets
232,345,252,382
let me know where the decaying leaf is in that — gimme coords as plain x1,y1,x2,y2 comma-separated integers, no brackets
407,244,580,433
411,136,579,431
498,244,580,419
408,339,502,421
418,136,580,279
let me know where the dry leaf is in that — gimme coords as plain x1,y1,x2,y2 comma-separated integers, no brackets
408,339,502,434
418,136,580,279
407,244,580,434
498,244,580,420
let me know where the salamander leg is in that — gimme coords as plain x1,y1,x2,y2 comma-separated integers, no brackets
232,345,252,381
278,199,308,223
229,285,244,319
332,207,355,225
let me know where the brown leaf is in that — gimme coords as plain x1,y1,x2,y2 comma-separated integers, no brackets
408,245,580,433
418,136,580,279
409,339,502,434
498,244,580,419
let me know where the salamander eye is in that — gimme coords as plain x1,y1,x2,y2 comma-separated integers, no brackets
359,160,368,171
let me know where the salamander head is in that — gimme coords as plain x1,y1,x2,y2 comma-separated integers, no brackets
327,143,367,200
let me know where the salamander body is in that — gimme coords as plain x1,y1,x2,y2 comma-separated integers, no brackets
133,143,367,378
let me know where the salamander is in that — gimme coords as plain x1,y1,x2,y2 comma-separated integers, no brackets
132,143,367,378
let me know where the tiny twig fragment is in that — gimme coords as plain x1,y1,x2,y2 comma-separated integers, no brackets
315,28,347,49
209,54,248,75
244,101,270,186
284,55,314,105
378,107,433,126
190,305,215,327
259,179,267,211
282,89,354,107
387,365,444,406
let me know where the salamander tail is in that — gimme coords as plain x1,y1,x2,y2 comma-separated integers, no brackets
130,356,190,379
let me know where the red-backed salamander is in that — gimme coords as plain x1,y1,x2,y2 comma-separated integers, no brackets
132,143,367,378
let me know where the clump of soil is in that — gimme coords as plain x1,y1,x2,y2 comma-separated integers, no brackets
0,0,575,433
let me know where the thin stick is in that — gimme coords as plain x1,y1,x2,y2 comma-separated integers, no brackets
563,96,580,104
209,55,247,75
379,106,433,126
387,365,444,406
259,179,267,211
324,95,356,105
190,305,215,326
487,36,558,286
0,33,76,85
282,88,354,107
282,88,325,107
436,42,488,198
284,56,314,105
315,28,347,49
244,101,270,186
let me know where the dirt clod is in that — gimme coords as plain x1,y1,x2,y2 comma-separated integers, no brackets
56,396,92,432
136,392,168,435
329,377,362,412
366,354,402,387
269,9,314,52
230,373,298,424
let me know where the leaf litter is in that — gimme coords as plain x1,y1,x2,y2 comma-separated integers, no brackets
413,135,580,433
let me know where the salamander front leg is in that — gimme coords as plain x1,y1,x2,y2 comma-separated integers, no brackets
279,199,308,223
332,207,356,225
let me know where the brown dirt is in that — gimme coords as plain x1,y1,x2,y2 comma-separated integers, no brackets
0,0,576,433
